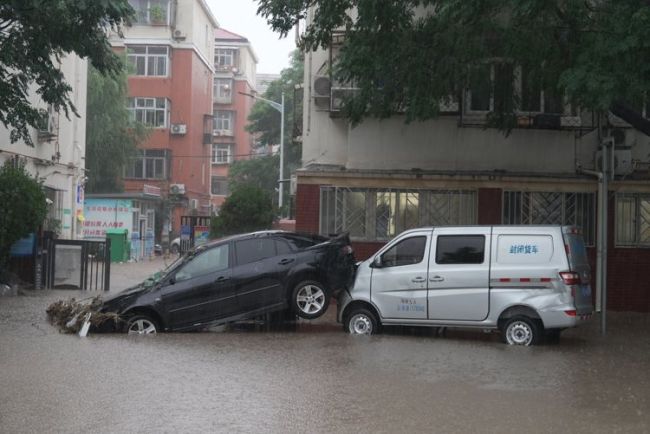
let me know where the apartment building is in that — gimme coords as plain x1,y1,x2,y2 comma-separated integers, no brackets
297,36,650,312
0,54,88,241
210,28,257,210
109,0,218,243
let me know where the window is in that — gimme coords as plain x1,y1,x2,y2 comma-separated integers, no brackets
212,144,232,164
320,187,477,241
436,235,485,264
215,48,235,70
214,78,232,103
503,191,595,245
381,236,427,267
616,194,650,247
275,239,293,254
211,176,229,196
124,149,170,179
129,0,170,25
175,244,229,282
128,97,169,128
213,111,234,132
127,46,169,76
235,238,276,265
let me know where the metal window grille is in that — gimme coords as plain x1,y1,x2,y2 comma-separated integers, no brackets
616,194,650,247
320,187,477,241
503,191,596,245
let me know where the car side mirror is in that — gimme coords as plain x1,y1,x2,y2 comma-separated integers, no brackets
371,256,383,268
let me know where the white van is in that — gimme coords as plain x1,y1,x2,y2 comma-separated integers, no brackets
338,226,593,345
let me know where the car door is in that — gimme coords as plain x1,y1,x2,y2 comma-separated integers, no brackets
160,243,235,329
231,237,284,312
370,230,431,320
427,227,490,321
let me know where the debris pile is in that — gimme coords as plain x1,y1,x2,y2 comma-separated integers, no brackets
46,297,121,334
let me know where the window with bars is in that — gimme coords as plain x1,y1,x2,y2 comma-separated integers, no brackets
502,191,596,245
212,144,232,164
616,194,650,247
320,187,477,241
211,176,229,196
127,97,169,128
127,46,169,76
124,149,170,179
213,78,232,103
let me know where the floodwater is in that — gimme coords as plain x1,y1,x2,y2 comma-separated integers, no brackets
1,290,649,433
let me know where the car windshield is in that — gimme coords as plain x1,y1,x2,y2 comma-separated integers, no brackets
142,255,185,286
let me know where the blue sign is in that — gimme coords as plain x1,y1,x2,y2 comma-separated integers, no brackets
10,233,35,257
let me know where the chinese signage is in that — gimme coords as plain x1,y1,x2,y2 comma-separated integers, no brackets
83,199,133,239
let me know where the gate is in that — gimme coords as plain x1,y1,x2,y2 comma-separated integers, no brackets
43,238,111,291
179,216,211,254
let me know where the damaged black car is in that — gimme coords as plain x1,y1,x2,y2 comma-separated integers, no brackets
98,231,356,334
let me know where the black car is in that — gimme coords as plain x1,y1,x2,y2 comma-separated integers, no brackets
100,231,355,334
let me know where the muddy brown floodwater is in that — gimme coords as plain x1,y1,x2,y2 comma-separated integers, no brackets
1,289,649,433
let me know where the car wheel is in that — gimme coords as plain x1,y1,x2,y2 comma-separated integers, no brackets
170,244,179,255
345,308,378,335
291,280,330,319
125,315,159,335
500,315,541,346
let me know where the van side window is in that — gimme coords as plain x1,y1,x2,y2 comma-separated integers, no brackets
381,236,426,267
436,235,485,264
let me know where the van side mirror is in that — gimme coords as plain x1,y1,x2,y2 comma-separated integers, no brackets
371,256,383,268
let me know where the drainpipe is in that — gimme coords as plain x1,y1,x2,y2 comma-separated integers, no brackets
578,138,611,336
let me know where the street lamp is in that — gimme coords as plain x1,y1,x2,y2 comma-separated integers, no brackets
239,91,285,212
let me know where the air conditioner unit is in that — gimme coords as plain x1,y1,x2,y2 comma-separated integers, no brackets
190,199,199,210
313,75,331,98
38,105,58,138
170,183,186,195
171,124,187,135
595,149,633,176
173,29,186,40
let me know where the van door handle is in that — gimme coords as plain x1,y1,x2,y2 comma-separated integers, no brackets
429,276,444,282
278,258,295,265
411,276,426,283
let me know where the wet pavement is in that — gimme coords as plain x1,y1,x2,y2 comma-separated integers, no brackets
1,259,649,433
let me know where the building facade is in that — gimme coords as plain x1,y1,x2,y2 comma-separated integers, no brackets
296,36,650,312
110,0,218,241
210,28,257,210
0,54,88,240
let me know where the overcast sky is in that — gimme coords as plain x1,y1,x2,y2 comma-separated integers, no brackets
205,0,296,74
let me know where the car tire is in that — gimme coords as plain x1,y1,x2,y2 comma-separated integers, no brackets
125,314,159,335
345,308,379,335
500,315,542,346
170,244,179,255
291,280,330,319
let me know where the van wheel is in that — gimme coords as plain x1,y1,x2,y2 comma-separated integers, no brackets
291,280,330,319
500,315,541,346
345,308,379,335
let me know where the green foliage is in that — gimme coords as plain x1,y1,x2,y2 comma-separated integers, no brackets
256,0,650,131
85,63,149,193
210,185,275,237
228,155,280,201
0,160,47,267
0,0,134,146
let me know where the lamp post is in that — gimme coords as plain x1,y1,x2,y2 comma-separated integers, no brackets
239,91,285,212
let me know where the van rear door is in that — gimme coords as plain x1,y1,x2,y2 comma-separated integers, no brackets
562,227,593,316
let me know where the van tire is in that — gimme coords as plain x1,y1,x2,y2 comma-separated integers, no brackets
500,315,542,346
345,308,379,335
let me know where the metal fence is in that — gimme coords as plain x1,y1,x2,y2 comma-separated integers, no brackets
43,238,111,291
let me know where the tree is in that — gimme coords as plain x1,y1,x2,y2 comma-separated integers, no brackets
228,155,280,200
256,0,650,134
0,0,134,146
0,160,47,268
85,64,148,193
246,50,304,203
210,185,274,237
